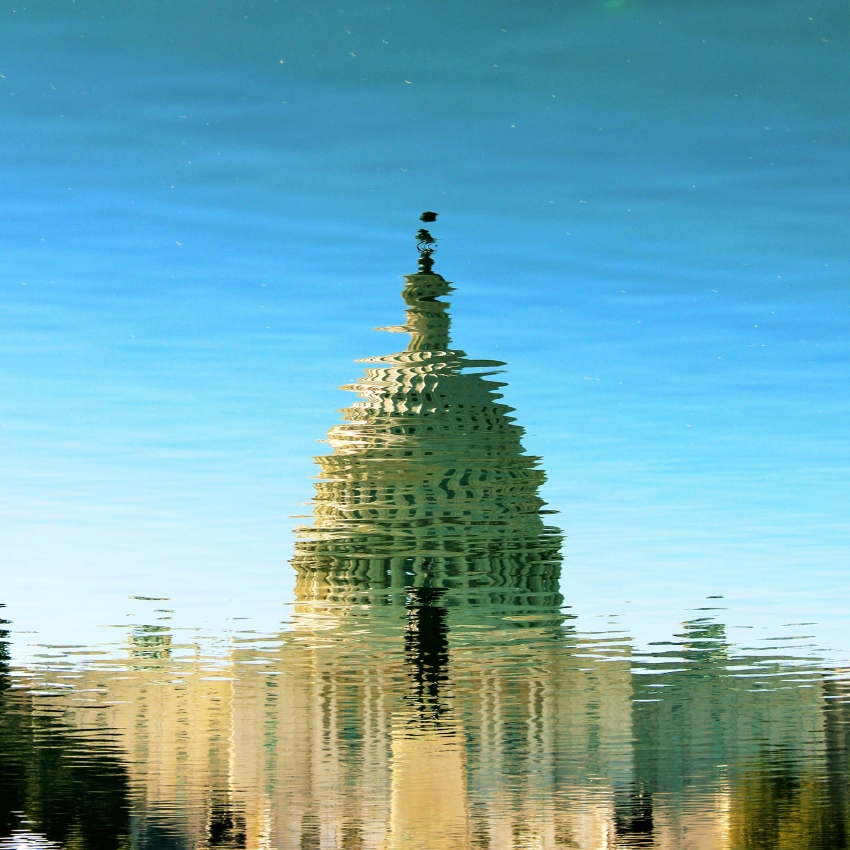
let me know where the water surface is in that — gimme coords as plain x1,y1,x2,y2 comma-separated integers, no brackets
1,1,849,847
3,271,849,848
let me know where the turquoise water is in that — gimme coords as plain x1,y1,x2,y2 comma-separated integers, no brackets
1,1,849,847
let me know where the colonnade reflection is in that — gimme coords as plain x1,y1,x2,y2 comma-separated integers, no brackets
2,272,849,849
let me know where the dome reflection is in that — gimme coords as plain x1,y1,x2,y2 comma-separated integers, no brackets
292,271,562,608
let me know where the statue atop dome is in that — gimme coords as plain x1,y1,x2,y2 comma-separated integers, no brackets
416,210,438,273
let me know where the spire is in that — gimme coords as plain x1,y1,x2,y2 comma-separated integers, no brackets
415,211,439,274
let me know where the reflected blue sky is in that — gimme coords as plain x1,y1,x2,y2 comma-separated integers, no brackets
1,0,848,656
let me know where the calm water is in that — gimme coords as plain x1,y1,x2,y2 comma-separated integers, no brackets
2,1,850,847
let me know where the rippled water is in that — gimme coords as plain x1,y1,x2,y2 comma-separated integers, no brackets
3,274,850,848
2,0,850,847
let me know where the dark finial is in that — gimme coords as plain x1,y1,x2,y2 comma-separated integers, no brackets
417,250,435,274
415,216,438,274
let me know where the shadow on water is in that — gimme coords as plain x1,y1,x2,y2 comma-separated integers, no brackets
2,261,850,848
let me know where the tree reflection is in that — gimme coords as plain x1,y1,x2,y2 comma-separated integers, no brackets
627,615,850,848
0,606,132,850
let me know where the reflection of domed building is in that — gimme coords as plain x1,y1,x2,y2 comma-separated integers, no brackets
292,271,562,606
5,262,849,850
273,269,635,849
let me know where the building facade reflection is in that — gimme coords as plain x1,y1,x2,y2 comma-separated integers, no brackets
3,270,849,849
